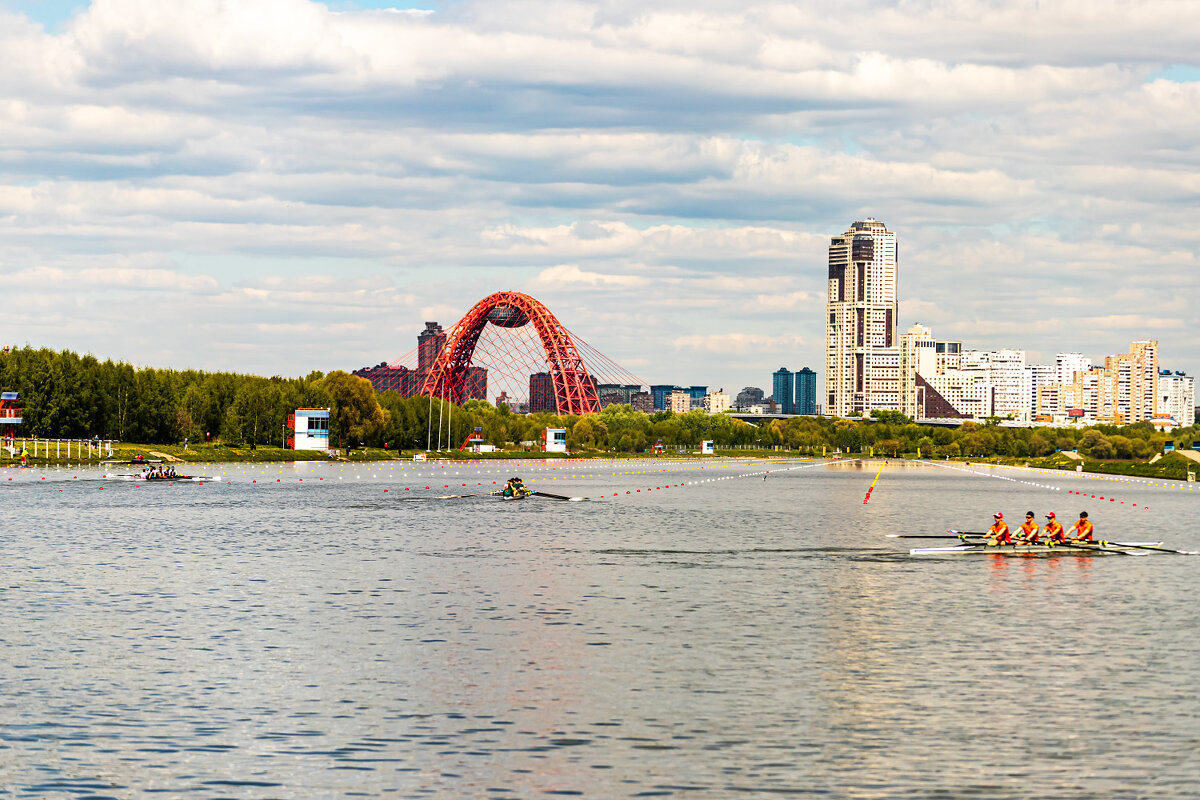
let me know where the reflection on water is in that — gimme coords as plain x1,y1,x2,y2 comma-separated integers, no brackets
1,458,1198,798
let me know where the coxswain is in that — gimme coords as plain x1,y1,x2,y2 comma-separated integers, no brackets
1016,511,1040,544
1043,512,1067,545
1068,511,1094,543
984,512,1012,546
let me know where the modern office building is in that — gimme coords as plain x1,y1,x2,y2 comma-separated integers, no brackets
825,218,899,416
795,367,817,415
650,385,675,411
772,368,795,415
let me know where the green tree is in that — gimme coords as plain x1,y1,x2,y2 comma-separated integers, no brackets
322,371,389,447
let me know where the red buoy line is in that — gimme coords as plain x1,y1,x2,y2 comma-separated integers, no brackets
914,459,1152,511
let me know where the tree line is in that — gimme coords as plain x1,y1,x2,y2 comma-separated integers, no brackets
1,347,1194,459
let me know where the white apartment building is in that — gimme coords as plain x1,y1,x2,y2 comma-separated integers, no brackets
962,348,1032,421
703,390,731,415
1159,371,1195,428
1056,352,1092,385
1027,363,1056,420
924,369,995,419
668,391,692,414
898,323,965,419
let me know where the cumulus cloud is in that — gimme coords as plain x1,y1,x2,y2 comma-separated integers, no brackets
0,0,1196,386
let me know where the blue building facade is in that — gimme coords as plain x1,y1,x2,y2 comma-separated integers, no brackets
795,367,817,415
772,368,795,414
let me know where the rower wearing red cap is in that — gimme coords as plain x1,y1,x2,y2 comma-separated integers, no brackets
1068,511,1094,543
1043,512,1067,545
984,512,1012,546
1016,511,1040,544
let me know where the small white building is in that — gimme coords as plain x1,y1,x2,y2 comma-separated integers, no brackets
292,408,331,450
544,427,567,453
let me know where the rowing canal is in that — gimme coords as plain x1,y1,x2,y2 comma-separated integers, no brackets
2,458,1198,798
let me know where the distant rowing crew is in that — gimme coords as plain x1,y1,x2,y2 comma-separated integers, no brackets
983,510,1093,547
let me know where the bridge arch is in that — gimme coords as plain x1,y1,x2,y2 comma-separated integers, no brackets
420,291,602,415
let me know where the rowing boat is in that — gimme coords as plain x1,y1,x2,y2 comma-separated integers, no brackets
112,473,211,483
911,541,1162,556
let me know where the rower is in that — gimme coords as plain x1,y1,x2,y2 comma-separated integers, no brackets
1043,512,1067,545
1068,511,1094,543
984,512,1012,546
1016,511,1040,544
503,477,527,498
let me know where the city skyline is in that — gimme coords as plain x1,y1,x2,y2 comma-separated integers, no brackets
1,0,1197,389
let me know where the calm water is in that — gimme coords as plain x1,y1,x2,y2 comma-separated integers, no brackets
2,458,1198,799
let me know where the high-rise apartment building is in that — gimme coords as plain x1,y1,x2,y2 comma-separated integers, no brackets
772,368,795,414
795,368,817,415
826,218,899,416
1103,340,1158,424
1159,370,1196,427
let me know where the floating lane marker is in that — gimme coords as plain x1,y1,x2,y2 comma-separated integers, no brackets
864,461,886,504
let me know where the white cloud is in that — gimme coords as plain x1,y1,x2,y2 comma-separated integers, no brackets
529,264,651,288
0,0,1196,387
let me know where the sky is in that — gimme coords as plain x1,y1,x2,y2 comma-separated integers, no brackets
1,0,1197,394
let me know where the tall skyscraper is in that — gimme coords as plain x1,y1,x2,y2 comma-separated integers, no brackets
825,218,899,416
772,368,795,414
417,322,446,373
795,367,817,415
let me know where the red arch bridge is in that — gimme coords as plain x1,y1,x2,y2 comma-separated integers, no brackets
354,291,646,415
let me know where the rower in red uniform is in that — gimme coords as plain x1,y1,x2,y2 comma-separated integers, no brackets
1043,513,1067,545
1016,511,1040,544
1068,511,1094,543
984,512,1012,546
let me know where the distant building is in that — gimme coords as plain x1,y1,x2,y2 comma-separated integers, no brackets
668,390,692,414
355,320,446,396
650,385,675,411
962,349,1030,421
1159,370,1195,428
735,387,765,409
772,368,795,414
825,218,899,416
704,390,730,414
417,322,445,373
529,372,555,413
1056,352,1092,385
795,367,817,415
631,391,653,414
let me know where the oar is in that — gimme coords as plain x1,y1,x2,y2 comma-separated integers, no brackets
887,534,983,540
1045,540,1138,556
531,490,588,502
1098,541,1199,555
